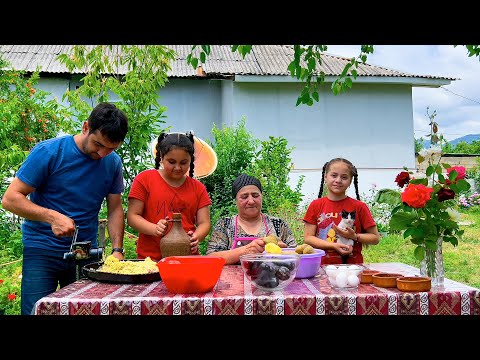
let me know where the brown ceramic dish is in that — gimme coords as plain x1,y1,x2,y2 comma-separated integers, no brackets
396,276,432,292
372,272,404,288
360,269,381,284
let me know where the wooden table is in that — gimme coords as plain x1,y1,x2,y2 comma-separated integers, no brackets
34,262,480,315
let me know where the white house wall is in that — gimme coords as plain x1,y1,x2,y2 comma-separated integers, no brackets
158,79,223,141
35,76,415,205
227,81,416,203
38,77,71,106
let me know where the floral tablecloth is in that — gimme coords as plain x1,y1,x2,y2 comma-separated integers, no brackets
34,262,480,315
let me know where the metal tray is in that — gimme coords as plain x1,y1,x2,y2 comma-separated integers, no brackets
82,260,161,284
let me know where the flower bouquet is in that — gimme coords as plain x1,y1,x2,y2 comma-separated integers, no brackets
377,113,470,287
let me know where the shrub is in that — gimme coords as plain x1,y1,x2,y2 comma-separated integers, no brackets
199,117,304,254
458,192,480,210
0,265,22,315
269,202,308,245
362,184,398,234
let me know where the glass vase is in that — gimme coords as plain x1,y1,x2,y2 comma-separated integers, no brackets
420,236,444,289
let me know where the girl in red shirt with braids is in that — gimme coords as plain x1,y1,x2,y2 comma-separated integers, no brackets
303,158,380,264
127,131,211,261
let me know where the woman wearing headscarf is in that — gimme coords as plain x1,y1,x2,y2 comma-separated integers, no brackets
206,173,296,264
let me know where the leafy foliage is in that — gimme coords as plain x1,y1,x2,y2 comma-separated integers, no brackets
0,55,77,316
0,54,75,238
360,185,399,234
0,266,21,315
250,136,305,211
187,44,374,106
0,59,74,191
188,45,480,108
198,118,304,254
57,45,177,209
200,117,259,218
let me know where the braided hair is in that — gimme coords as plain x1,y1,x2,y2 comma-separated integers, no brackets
317,158,360,200
154,131,196,177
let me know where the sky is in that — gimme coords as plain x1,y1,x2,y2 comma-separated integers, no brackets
326,45,480,142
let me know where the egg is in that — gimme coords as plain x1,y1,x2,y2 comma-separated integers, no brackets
348,265,363,276
347,274,360,287
325,265,337,278
323,264,363,289
336,272,348,287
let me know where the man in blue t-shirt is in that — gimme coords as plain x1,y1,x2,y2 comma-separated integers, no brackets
2,102,129,315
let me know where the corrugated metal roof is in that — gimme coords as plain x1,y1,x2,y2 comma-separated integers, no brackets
0,45,456,81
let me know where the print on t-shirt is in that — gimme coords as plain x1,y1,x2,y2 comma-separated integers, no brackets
316,209,356,243
154,191,188,218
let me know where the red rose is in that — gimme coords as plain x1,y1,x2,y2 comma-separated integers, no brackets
395,171,410,188
446,166,466,185
437,188,455,202
8,293,16,301
401,183,434,208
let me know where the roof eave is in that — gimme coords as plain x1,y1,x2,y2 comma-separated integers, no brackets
234,75,452,87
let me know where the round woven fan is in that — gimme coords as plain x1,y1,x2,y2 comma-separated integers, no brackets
151,132,217,179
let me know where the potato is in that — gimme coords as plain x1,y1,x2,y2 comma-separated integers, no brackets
263,234,279,245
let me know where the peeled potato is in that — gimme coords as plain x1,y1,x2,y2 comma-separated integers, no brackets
265,243,282,254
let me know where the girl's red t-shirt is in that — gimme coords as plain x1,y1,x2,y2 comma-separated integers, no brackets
303,196,376,264
128,169,211,260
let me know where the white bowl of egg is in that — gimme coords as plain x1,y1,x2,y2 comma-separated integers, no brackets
323,264,364,289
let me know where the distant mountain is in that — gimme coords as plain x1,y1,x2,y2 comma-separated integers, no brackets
421,134,480,148
448,134,480,146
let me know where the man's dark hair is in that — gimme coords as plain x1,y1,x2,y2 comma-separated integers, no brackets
88,102,128,143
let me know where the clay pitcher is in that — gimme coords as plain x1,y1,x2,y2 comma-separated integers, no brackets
160,213,192,258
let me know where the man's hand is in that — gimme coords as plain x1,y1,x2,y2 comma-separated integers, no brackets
51,213,76,237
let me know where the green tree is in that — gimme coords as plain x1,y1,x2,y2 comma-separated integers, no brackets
442,141,455,153
250,136,304,212
56,45,177,210
415,137,424,153
0,55,74,229
200,117,259,222
445,140,480,154
187,45,480,107
198,118,304,254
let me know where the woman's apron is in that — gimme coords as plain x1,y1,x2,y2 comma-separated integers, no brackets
231,214,270,249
